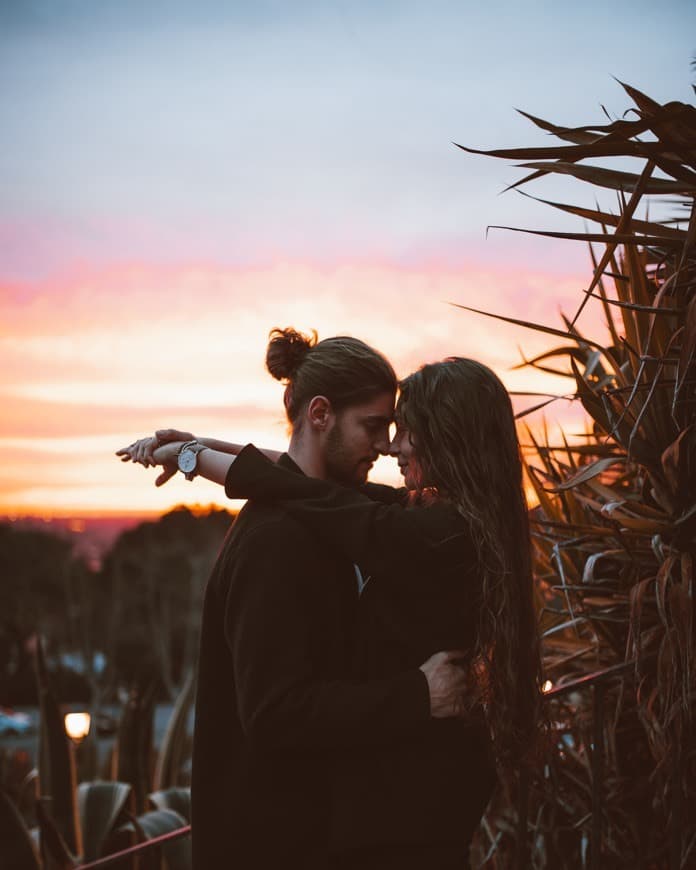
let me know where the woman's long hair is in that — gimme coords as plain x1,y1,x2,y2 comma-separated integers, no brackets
398,357,542,770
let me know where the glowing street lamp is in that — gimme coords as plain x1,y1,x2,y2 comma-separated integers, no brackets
64,712,91,744
542,680,553,694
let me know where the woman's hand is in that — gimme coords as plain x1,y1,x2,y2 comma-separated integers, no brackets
116,436,160,467
116,428,194,468
116,435,188,486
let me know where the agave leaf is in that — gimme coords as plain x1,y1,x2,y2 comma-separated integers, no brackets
515,396,562,418
35,798,77,869
515,190,688,240
559,431,579,474
588,244,623,350
522,446,559,521
509,390,573,398
618,79,663,115
0,789,41,870
500,167,548,195
33,637,81,857
524,442,622,458
676,197,696,272
112,684,155,815
571,160,657,327
514,108,602,144
661,425,695,497
643,105,696,166
516,161,693,195
455,139,673,162
512,345,592,370
516,359,577,378
486,224,681,248
149,788,191,822
543,617,587,637
586,292,682,314
651,152,696,188
569,358,612,436
550,457,624,491
675,294,696,408
581,551,624,585
77,780,133,861
153,672,195,792
451,302,608,352
519,104,658,142
117,809,191,870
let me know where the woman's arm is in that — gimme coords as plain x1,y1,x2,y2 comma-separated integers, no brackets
116,430,282,486
123,440,239,487
360,481,410,506
158,430,283,463
226,445,468,579
117,439,469,582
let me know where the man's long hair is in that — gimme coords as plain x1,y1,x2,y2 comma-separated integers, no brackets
266,327,397,426
398,358,543,771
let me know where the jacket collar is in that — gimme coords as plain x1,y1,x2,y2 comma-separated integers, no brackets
278,452,304,475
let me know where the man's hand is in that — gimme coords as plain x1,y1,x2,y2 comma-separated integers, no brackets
151,441,184,486
419,650,469,719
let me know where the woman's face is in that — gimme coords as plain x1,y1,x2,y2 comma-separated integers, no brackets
388,418,423,489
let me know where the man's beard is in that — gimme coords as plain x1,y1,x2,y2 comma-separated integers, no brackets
325,422,366,487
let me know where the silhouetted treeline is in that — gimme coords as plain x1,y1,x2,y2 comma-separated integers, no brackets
0,506,234,705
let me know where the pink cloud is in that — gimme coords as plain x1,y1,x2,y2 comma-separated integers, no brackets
1,252,612,513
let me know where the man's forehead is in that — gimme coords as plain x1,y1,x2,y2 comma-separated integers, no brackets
361,411,394,424
352,391,395,419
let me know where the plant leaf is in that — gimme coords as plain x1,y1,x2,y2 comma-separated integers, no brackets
78,781,133,861
0,790,41,870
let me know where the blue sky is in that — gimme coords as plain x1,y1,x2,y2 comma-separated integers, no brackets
2,0,693,278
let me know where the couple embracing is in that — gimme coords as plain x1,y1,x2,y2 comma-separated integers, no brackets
119,327,542,870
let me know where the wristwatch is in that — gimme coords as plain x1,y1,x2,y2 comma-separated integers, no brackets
177,440,208,481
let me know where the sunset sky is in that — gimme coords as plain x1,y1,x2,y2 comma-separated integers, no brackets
2,1,694,515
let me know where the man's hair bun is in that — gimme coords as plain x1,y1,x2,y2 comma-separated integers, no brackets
266,327,318,381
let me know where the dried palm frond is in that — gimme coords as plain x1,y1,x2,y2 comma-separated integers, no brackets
466,82,695,868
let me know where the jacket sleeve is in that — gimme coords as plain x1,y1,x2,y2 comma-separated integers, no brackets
359,482,410,506
225,444,469,579
225,517,430,752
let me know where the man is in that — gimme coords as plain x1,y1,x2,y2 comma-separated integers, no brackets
119,329,468,869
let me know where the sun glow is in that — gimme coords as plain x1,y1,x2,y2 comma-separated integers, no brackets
1,258,593,515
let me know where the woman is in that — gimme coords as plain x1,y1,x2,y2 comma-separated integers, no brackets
120,334,542,869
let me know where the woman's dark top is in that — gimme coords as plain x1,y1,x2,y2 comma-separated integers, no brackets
226,445,497,852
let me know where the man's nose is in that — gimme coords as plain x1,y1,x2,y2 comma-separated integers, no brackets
387,435,399,456
374,427,392,455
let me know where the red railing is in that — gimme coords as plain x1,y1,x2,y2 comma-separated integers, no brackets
66,659,685,869
78,824,191,869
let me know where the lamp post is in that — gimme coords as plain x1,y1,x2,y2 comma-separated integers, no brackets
64,711,96,784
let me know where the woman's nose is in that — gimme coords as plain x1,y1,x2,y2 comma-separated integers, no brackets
387,436,400,456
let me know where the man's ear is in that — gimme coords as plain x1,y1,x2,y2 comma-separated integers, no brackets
307,395,334,431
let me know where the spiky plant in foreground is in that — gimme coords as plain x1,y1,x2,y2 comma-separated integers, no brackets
462,82,695,868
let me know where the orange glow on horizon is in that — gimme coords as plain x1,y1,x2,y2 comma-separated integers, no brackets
2,256,604,516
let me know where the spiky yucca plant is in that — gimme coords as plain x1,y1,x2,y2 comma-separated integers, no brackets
460,82,695,868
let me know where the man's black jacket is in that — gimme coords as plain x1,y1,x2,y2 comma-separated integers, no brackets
191,453,430,870
225,446,497,855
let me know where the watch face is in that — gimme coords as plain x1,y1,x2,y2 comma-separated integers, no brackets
178,449,197,473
